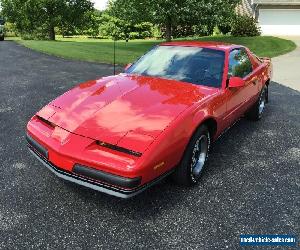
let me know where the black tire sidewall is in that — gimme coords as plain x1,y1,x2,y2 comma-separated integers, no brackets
246,85,268,121
257,86,267,120
181,125,210,185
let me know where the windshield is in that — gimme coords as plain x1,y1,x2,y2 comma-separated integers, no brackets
126,46,225,88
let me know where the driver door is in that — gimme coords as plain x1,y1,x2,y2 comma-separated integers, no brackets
224,48,255,126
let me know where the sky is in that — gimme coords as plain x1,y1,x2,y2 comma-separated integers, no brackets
93,0,109,10
0,1,109,11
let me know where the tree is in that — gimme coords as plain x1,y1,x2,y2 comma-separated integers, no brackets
1,0,93,40
108,0,184,41
59,0,94,38
99,13,130,40
108,0,240,41
132,22,153,39
83,10,103,38
98,12,153,41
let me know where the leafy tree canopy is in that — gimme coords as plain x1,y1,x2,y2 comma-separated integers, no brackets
108,0,240,41
1,0,93,40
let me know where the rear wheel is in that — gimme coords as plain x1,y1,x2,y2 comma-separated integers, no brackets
172,125,210,186
246,85,268,121
0,37,4,41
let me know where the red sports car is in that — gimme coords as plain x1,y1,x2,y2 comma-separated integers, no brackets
26,41,272,198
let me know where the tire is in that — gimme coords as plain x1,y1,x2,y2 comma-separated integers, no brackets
172,125,210,186
246,85,268,121
0,37,4,41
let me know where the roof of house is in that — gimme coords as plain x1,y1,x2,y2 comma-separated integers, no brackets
253,0,300,5
236,0,254,16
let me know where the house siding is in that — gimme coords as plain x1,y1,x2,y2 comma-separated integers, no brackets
258,5,300,8
236,0,300,35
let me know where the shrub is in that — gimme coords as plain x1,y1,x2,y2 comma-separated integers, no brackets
133,22,153,39
218,24,231,35
231,15,261,37
129,32,139,39
172,25,196,38
213,26,222,36
20,26,51,40
193,25,214,36
4,22,17,37
153,26,163,39
21,32,48,40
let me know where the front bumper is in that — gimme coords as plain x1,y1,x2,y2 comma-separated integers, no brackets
26,134,170,198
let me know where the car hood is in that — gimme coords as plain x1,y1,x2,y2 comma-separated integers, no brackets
37,74,218,153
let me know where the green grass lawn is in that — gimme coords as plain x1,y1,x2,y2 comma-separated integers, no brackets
11,36,296,65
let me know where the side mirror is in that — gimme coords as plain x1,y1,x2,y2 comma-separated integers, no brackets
124,63,132,71
228,77,245,88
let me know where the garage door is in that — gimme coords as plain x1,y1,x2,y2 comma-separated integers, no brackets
259,9,300,36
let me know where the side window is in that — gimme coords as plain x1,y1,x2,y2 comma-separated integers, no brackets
228,49,253,78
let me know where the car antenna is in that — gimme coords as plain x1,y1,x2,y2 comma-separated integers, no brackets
113,38,116,75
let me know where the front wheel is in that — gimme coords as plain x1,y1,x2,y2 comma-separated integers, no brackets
172,125,210,186
246,85,268,121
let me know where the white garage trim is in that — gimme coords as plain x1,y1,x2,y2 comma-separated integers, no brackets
259,9,300,36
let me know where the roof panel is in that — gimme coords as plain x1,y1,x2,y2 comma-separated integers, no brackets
159,41,236,51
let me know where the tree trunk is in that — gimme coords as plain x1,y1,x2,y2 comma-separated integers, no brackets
49,24,55,40
46,4,56,41
165,18,172,42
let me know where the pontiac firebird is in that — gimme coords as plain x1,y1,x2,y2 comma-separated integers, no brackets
26,41,272,198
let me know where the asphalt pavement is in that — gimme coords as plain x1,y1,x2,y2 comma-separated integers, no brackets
0,41,299,249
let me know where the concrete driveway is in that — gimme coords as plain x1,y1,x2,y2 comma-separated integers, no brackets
272,37,300,91
0,41,299,249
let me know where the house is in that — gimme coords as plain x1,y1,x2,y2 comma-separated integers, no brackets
237,0,300,36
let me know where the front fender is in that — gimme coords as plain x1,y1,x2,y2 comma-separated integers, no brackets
135,99,219,183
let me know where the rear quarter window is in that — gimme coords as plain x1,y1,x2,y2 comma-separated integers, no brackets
228,49,253,78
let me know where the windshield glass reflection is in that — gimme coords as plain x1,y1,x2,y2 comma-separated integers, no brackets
126,46,225,88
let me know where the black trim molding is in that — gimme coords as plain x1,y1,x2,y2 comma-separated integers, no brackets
26,133,48,159
73,164,141,189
